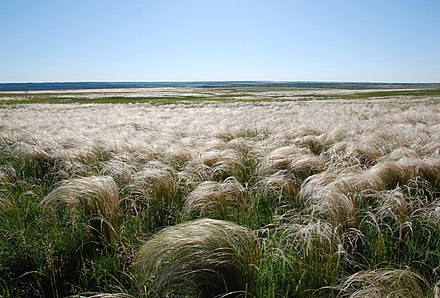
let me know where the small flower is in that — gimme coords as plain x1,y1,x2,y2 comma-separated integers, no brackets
117,241,125,257
167,213,175,225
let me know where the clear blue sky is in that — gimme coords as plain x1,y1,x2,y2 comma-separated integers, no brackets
1,0,439,83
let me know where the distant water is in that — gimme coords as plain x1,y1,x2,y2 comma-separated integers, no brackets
0,81,438,92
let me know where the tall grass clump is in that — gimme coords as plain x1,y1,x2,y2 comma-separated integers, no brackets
178,150,248,188
356,178,440,274
40,176,119,244
183,177,246,219
258,212,346,297
256,170,301,203
336,268,428,297
134,218,260,297
7,141,61,183
122,161,179,230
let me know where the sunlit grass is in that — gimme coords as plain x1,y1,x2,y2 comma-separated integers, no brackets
0,88,439,296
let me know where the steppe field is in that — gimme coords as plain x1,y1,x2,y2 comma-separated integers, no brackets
1,87,440,297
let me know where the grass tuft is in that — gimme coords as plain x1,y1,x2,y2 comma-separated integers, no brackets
40,176,119,244
134,218,260,297
336,268,428,298
183,177,246,219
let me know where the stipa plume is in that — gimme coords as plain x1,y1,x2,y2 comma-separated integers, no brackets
10,140,60,180
178,150,248,191
210,150,247,182
40,176,119,244
336,268,428,298
300,171,359,228
134,218,260,297
183,177,246,218
256,170,301,202
215,126,269,143
397,157,440,188
361,178,440,263
293,134,327,154
389,147,418,160
199,150,247,181
357,157,440,193
126,161,177,205
101,155,139,185
123,161,178,220
264,212,346,295
274,213,344,264
259,146,310,175
178,157,215,191
328,141,384,167
357,161,404,191
74,145,115,169
371,185,427,223
162,147,193,170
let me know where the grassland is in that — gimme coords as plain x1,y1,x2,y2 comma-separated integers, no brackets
0,87,440,297
1,86,439,105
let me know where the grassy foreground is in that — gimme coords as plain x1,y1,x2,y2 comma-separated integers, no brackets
0,89,440,297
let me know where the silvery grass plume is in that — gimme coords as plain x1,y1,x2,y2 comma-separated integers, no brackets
396,157,440,188
179,150,247,190
258,146,310,176
293,134,327,155
162,147,193,170
258,147,326,200
178,157,213,192
328,141,384,168
336,268,428,298
216,126,269,143
134,218,260,298
300,170,359,229
371,184,428,224
357,157,440,192
101,155,140,186
210,150,247,182
274,212,345,267
356,161,404,191
261,212,347,296
10,140,62,180
122,161,178,225
256,170,301,202
183,177,246,218
40,176,119,244
361,178,440,263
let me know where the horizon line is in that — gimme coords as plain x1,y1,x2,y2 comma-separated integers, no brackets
2,80,440,84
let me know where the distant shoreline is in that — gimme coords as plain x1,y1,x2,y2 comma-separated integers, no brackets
1,81,440,92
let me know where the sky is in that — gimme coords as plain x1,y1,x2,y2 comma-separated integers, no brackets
1,0,439,83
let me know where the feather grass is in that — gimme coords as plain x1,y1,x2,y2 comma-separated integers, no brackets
336,268,428,298
183,177,246,219
40,176,119,244
134,218,260,297
123,161,179,229
256,170,301,202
